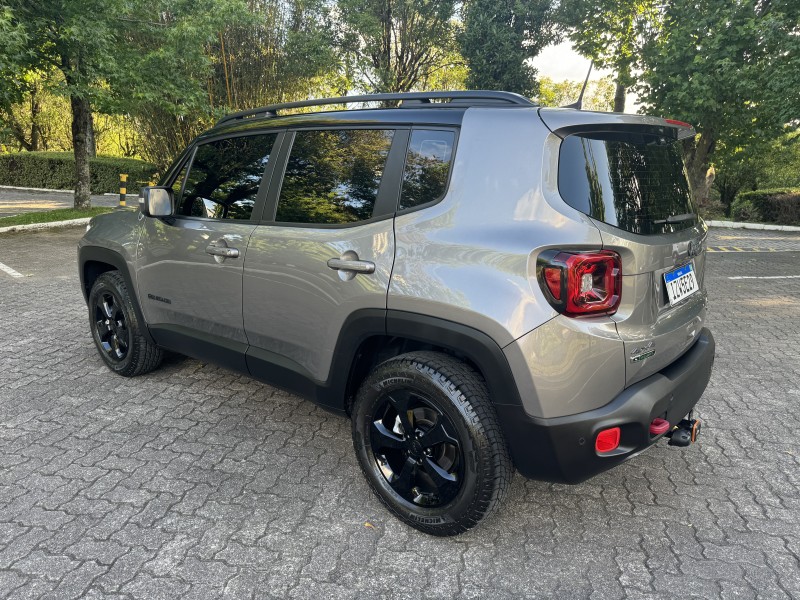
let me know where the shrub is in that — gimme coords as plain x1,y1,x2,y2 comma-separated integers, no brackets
0,151,157,194
730,188,800,225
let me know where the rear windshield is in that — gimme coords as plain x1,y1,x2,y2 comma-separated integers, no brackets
558,132,697,235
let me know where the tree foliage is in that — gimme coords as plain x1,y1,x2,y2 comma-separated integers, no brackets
638,0,800,204
0,0,132,207
338,0,458,93
558,0,657,112
460,0,557,97
537,76,614,111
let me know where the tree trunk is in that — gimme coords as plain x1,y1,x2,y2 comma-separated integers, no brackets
87,111,96,158
613,81,626,113
30,89,42,151
70,94,92,210
684,132,716,207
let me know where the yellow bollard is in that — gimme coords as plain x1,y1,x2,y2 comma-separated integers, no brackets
119,173,128,208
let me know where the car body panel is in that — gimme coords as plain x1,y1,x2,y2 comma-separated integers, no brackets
136,216,257,344
78,209,142,279
388,107,604,348
243,218,395,383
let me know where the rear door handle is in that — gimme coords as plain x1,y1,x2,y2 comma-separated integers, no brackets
327,258,375,274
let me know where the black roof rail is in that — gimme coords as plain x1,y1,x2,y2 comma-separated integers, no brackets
215,90,535,127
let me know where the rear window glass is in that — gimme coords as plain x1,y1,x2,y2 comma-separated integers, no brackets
558,133,697,235
276,129,394,225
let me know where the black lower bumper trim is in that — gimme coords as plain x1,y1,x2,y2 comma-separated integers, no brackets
497,328,715,483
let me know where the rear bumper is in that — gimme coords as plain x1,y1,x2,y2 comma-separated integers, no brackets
496,328,715,483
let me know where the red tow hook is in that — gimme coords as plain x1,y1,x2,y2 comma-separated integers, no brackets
649,418,670,436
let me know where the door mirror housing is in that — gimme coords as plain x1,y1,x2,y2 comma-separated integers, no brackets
139,186,174,217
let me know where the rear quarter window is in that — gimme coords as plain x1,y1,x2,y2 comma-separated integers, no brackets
399,129,456,211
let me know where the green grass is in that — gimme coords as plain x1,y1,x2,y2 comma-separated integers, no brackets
0,207,113,228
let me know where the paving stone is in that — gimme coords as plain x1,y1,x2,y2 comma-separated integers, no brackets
0,227,798,599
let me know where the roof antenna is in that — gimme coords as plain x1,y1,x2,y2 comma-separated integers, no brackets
562,61,593,110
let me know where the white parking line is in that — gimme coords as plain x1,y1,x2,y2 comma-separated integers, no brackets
0,261,24,278
728,275,800,280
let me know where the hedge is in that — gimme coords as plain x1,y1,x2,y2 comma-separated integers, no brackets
0,152,157,194
731,188,800,226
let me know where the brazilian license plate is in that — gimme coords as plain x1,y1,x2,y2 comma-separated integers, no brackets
664,262,699,306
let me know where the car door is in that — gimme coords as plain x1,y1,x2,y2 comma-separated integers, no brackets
242,126,406,388
137,131,282,369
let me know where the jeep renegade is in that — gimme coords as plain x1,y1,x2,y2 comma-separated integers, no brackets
78,91,715,536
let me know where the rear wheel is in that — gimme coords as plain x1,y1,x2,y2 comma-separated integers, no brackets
351,351,512,536
88,271,162,377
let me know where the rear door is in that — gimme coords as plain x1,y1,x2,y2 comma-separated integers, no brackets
137,132,281,368
242,126,405,386
542,109,708,386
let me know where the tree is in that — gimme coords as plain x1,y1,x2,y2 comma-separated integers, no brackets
638,0,800,205
559,0,657,112
537,75,614,111
117,0,335,170
337,0,458,92
0,1,129,208
460,0,557,97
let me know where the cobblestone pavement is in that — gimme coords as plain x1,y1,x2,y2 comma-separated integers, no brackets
707,229,800,253
0,227,798,599
0,189,119,218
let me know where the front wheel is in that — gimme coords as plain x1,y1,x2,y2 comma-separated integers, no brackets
351,351,512,536
88,271,162,377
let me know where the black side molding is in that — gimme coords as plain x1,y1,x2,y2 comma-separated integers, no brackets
385,311,524,407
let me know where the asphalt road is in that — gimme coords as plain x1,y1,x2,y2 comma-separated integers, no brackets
0,189,120,218
0,227,798,599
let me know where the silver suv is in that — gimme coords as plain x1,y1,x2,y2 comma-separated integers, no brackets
78,91,715,536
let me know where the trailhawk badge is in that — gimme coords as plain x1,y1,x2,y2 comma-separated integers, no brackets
630,342,656,362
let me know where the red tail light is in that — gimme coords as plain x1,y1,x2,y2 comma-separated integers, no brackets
536,250,622,317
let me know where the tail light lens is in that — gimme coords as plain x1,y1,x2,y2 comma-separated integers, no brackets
536,250,622,317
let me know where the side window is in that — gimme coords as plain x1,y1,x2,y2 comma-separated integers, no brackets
178,133,277,220
275,129,394,224
399,129,456,211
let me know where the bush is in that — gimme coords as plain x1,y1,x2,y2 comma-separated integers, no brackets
731,188,800,225
0,151,157,194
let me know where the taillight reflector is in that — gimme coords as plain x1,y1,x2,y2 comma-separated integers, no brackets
543,267,562,300
595,427,621,453
664,118,692,128
536,250,622,317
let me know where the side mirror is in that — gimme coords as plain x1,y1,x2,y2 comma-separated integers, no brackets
139,186,174,217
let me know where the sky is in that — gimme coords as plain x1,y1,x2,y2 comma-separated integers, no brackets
531,42,641,112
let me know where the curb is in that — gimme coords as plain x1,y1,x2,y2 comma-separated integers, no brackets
0,218,90,234
0,184,73,193
706,220,800,232
0,185,121,197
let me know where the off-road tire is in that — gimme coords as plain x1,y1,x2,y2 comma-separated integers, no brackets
88,271,162,377
352,351,512,536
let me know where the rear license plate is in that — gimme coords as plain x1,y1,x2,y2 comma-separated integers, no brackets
664,262,699,306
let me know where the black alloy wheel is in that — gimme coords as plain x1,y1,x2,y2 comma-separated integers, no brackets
94,291,129,362
352,351,512,536
370,389,464,507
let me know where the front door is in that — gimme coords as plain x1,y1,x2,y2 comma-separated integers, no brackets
137,131,281,368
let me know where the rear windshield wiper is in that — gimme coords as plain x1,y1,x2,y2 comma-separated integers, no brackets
653,213,696,225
